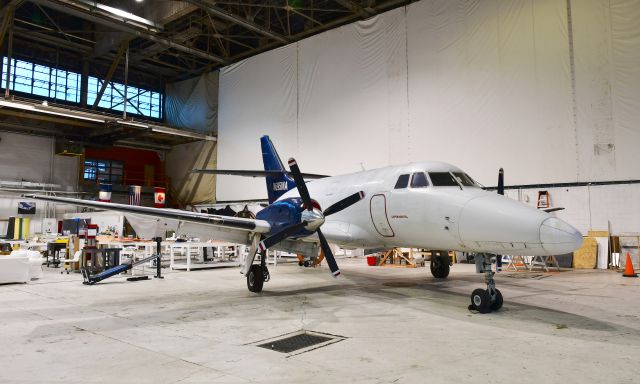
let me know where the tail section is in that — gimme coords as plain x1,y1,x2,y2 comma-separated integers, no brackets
261,136,295,203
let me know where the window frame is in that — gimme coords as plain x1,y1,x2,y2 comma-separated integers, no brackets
394,174,410,189
410,172,430,188
83,158,124,185
452,172,479,187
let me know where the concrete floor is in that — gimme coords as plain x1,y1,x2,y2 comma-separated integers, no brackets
1,259,639,384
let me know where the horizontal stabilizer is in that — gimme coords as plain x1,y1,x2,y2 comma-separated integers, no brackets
192,169,328,179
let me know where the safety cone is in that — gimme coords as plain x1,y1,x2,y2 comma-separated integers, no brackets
622,252,638,278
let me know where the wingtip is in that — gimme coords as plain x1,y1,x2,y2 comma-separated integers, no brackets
332,270,341,278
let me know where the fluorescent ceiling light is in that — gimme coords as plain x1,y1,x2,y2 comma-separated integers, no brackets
0,99,105,123
76,0,161,30
116,120,149,128
151,126,217,141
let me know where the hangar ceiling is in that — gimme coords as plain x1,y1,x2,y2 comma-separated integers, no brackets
0,0,413,149
5,0,414,83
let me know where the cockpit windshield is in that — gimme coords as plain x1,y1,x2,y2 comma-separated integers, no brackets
428,171,480,187
452,172,479,187
428,172,459,186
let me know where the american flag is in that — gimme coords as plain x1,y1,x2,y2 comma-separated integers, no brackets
129,185,141,206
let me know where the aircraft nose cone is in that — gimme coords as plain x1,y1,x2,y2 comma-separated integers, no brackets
539,217,583,255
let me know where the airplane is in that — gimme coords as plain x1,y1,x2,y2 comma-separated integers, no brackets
26,136,583,314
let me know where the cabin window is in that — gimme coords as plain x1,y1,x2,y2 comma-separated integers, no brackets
453,172,478,187
394,174,410,189
429,172,459,186
410,172,429,188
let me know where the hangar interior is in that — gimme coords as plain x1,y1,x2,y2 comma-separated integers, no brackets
1,1,640,383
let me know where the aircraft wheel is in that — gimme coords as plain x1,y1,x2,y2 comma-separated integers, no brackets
430,253,450,278
469,288,491,313
490,289,503,311
247,265,264,293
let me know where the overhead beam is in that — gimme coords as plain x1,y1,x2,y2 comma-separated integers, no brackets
89,126,151,144
1,0,25,11
29,0,226,64
0,4,16,51
11,31,180,80
333,0,375,18
185,0,288,44
13,26,92,53
92,40,128,110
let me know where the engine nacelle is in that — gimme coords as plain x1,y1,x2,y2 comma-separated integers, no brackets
256,197,322,237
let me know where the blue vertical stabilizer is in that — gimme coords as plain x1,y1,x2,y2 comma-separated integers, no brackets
261,136,295,203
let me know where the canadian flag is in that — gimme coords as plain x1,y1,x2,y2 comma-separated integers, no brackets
154,187,166,208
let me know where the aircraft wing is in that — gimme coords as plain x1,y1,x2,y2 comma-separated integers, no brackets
24,194,271,244
192,169,329,179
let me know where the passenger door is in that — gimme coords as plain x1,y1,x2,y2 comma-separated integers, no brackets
370,193,395,237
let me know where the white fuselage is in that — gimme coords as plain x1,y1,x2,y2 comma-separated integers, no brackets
279,161,582,256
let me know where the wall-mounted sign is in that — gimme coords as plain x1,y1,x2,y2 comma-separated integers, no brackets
18,202,36,214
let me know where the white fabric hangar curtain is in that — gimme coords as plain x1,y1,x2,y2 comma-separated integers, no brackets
216,0,640,201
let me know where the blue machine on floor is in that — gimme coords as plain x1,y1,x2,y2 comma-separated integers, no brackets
81,237,164,285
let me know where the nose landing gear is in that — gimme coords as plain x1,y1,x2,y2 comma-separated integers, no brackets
468,254,503,313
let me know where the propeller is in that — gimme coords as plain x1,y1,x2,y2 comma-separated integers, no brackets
255,157,365,278
497,168,504,195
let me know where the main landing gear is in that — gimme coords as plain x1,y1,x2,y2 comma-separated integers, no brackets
247,251,270,293
430,251,451,278
468,253,503,313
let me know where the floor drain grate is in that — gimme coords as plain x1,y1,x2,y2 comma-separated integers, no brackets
255,331,345,354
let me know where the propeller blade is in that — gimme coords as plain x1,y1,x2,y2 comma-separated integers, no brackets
323,191,365,217
258,221,308,252
497,168,504,195
288,158,313,210
317,229,340,277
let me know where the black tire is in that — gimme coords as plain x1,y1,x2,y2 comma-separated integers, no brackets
490,289,503,311
430,254,450,278
247,265,264,293
470,288,491,313
303,260,310,267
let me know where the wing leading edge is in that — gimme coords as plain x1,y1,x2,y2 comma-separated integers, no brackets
24,194,271,234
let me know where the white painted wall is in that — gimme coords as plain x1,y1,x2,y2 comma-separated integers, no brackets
0,132,78,187
505,184,640,234
217,0,640,234
0,132,79,236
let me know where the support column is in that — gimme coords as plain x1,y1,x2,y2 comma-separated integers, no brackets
4,17,12,98
80,59,89,107
123,44,129,119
